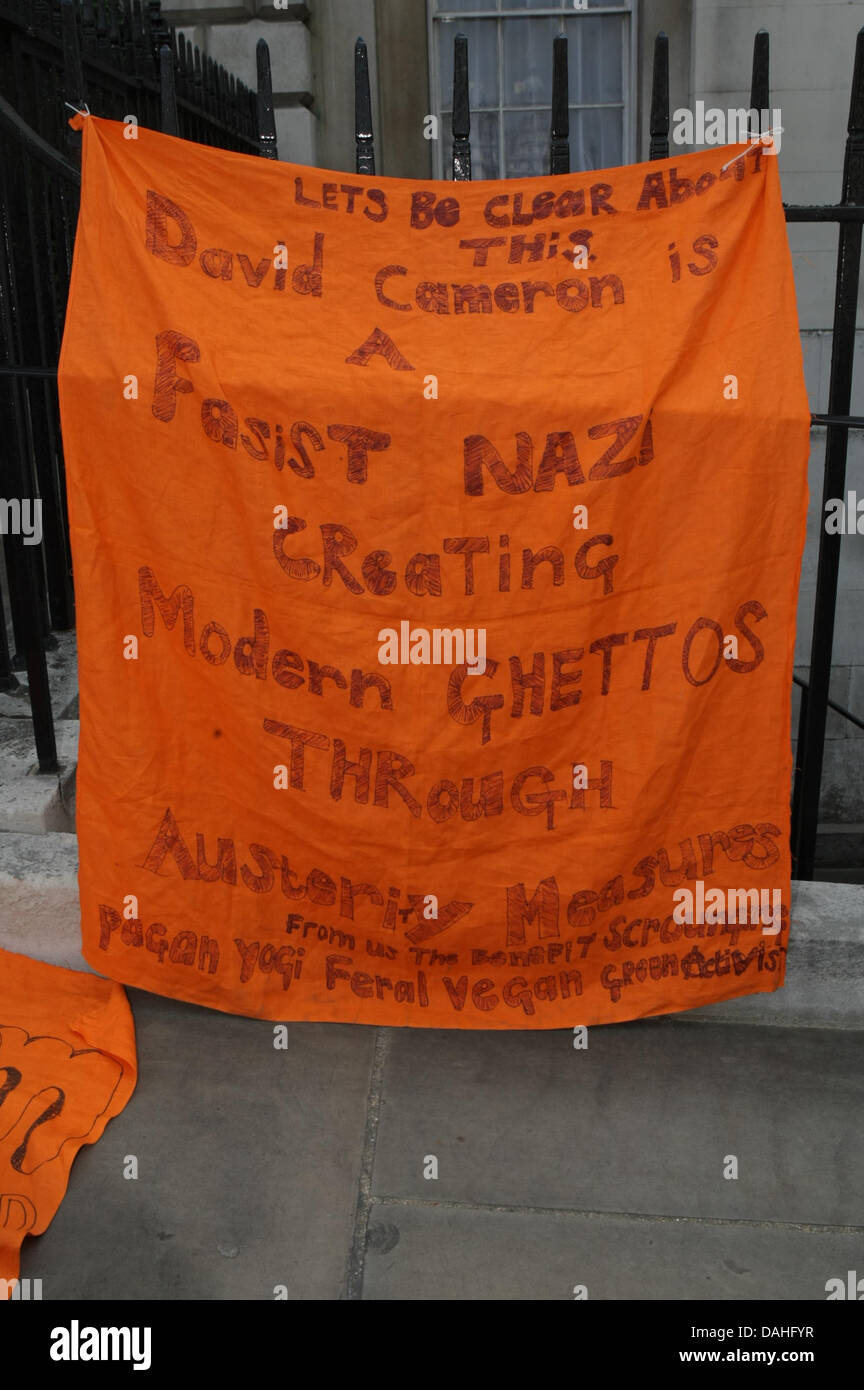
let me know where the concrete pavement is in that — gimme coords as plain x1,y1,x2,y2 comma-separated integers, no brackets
19,990,864,1300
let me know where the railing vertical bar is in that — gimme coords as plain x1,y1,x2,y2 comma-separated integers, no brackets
81,0,98,57
648,31,669,160
148,0,171,60
228,70,238,135
95,0,109,62
176,31,190,105
108,0,121,63
34,0,53,34
792,27,864,878
60,0,87,161
159,43,178,136
218,63,230,143
550,34,569,175
256,39,278,160
0,566,18,691
131,1,149,80
192,42,203,115
354,37,375,176
0,161,58,772
750,28,770,123
452,32,471,180
21,161,71,631
121,0,137,75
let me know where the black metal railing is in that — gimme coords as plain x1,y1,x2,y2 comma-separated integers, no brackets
355,27,862,882
645,27,864,881
0,0,274,775
1,8,861,883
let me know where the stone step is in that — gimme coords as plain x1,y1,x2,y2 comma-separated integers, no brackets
0,828,861,1028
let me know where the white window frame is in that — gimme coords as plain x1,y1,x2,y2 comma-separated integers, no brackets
427,1,638,180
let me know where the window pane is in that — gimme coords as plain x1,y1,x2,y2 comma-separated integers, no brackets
503,108,551,178
503,18,561,107
442,111,500,179
565,15,625,104
437,18,499,110
433,1,624,12
434,0,497,11
518,0,626,8
571,105,623,172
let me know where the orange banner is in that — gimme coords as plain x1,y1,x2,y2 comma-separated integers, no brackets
0,949,136,1294
59,117,810,1029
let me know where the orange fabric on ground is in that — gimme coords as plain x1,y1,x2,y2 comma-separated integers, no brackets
0,948,136,1293
58,117,810,1028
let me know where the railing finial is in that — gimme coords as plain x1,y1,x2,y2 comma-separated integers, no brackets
257,38,279,160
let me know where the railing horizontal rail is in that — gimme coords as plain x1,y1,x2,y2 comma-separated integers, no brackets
0,93,80,182
785,204,864,221
793,675,864,732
